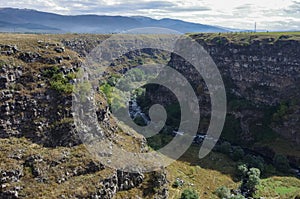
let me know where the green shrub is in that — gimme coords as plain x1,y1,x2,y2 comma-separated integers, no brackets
180,189,199,199
117,78,132,91
272,103,289,122
99,83,113,104
237,164,248,178
172,180,180,188
245,168,261,192
107,74,121,86
231,146,245,161
243,155,265,172
273,154,290,172
214,186,231,198
128,68,145,82
50,79,73,94
66,72,77,81
219,141,232,154
230,194,246,199
43,65,60,77
44,66,75,94
264,164,277,175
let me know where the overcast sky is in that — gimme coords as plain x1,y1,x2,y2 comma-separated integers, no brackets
1,0,300,30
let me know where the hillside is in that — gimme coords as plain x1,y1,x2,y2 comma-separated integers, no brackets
0,8,228,33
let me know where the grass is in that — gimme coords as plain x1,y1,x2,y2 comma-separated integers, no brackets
255,176,300,198
188,32,300,45
0,33,84,96
0,134,145,198
48,71,74,94
166,146,240,199
166,144,300,199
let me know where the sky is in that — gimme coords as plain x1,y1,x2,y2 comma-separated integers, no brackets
1,0,300,30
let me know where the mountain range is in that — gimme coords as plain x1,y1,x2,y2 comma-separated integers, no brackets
0,8,229,33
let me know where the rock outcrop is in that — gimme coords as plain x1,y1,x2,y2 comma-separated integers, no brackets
0,35,168,198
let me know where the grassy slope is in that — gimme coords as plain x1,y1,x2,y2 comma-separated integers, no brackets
167,146,239,199
0,137,114,198
255,176,300,198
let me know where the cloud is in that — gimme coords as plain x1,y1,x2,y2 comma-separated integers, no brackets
0,0,299,30
75,1,177,13
284,1,300,14
64,1,210,16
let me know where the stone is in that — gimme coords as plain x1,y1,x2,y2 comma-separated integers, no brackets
54,47,65,53
18,52,41,63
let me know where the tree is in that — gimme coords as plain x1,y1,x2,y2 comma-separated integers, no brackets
214,186,231,199
243,155,265,172
237,164,248,178
219,141,232,154
239,167,261,197
273,154,290,172
245,168,261,193
180,189,199,199
231,146,245,161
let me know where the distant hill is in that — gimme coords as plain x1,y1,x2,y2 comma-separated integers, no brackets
0,8,229,33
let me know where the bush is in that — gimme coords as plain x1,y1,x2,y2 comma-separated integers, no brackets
128,68,145,82
272,103,288,122
273,154,290,172
50,80,73,94
243,155,265,172
214,186,231,199
219,141,232,154
44,66,75,94
264,164,276,175
231,146,245,161
237,164,248,178
180,189,199,199
172,180,180,188
245,168,261,192
230,194,246,199
106,74,121,86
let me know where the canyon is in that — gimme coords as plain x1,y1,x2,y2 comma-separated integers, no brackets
0,32,299,198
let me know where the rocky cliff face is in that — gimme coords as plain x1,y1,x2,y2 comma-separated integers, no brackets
146,33,300,164
194,34,300,145
194,35,300,106
0,42,82,147
0,34,168,199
